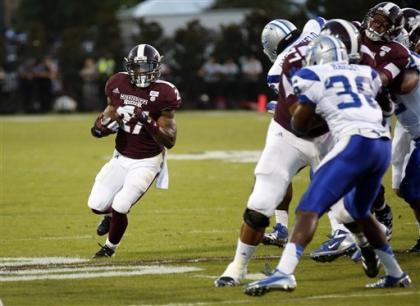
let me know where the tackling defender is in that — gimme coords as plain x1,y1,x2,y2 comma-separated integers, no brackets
214,17,327,287
312,1,412,260
245,35,411,296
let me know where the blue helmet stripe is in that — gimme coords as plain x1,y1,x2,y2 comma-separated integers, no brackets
271,20,291,35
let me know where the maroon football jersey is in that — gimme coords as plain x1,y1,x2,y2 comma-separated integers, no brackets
105,72,181,159
361,33,410,85
273,40,309,133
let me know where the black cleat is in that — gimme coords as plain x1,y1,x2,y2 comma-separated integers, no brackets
92,243,115,258
375,204,393,240
360,245,380,278
96,216,111,236
407,238,420,253
214,277,238,287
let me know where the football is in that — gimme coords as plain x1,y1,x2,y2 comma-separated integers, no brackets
101,105,122,126
306,114,329,137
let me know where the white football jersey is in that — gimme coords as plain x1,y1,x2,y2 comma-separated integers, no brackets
292,62,390,140
394,52,420,140
267,17,326,93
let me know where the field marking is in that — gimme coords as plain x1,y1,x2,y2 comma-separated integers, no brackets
0,266,202,282
135,291,418,306
168,150,261,163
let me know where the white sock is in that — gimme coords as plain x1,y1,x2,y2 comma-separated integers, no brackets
105,238,119,250
375,244,404,278
327,211,349,234
232,239,257,268
275,210,288,227
276,242,304,275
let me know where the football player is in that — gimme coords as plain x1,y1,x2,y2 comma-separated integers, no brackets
312,2,413,260
88,44,181,258
391,7,420,252
263,19,369,262
214,16,333,287
245,36,411,296
261,17,326,248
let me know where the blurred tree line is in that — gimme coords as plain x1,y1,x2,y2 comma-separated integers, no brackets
8,0,419,108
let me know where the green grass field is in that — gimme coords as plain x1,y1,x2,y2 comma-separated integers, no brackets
1,111,419,306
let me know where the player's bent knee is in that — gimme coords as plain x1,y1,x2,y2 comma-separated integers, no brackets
243,208,269,230
90,208,105,215
112,189,144,214
111,204,130,215
88,193,111,212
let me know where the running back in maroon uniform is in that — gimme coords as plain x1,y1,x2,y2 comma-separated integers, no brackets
105,73,181,159
88,43,181,259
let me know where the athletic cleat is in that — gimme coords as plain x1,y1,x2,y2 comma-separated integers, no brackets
96,215,111,236
366,273,411,288
244,269,296,296
214,262,246,287
310,229,359,263
92,243,115,258
262,223,288,248
360,245,380,278
407,238,420,253
214,277,237,287
375,204,393,240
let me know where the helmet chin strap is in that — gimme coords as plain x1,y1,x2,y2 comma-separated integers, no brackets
134,75,150,88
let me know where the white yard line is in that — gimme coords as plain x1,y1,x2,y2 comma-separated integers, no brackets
0,266,202,282
134,291,418,306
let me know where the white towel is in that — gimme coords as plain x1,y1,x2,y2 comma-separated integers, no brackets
156,149,169,189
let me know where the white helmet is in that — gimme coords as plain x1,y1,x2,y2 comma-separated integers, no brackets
305,35,349,66
261,19,300,63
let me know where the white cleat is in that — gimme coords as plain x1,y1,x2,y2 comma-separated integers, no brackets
244,269,297,296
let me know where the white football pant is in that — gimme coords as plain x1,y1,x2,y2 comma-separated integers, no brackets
88,150,163,214
247,119,333,217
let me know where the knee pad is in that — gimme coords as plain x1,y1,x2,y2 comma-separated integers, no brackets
243,208,269,230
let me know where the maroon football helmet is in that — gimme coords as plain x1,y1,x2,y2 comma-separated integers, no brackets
124,44,162,88
402,8,420,51
321,19,361,63
363,2,404,42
